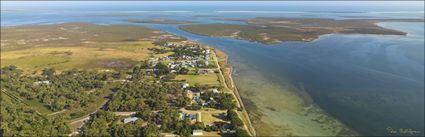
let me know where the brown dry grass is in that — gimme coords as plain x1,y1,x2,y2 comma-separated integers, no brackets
1,23,183,72
1,42,156,72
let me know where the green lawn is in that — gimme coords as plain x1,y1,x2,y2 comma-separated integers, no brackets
24,99,54,114
174,73,221,86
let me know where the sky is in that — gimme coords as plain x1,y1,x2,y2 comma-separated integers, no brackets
1,1,424,13
2,1,424,6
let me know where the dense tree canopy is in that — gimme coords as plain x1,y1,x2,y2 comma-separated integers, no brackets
1,57,248,136
106,81,189,111
1,66,71,136
201,92,237,110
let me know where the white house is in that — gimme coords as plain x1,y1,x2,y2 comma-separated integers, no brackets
192,130,203,136
34,81,51,85
212,88,219,93
182,83,189,89
123,117,139,124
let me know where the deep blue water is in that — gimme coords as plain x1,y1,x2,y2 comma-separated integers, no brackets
1,1,424,136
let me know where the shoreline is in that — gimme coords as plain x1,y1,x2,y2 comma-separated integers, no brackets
213,48,257,136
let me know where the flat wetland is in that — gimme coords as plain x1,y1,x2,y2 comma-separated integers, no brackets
0,23,183,72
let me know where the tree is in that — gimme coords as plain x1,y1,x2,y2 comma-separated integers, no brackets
81,117,110,137
80,111,116,137
41,68,55,76
235,128,250,137
142,123,160,137
136,109,152,121
109,123,125,137
176,118,192,137
227,109,238,120
179,67,189,74
175,96,190,107
205,124,218,132
192,122,205,130
112,71,126,79
227,109,243,128
54,96,67,110
163,73,177,80
140,60,151,69
187,103,202,110
132,65,141,74
154,63,170,76
50,116,71,136
218,94,236,110
230,116,244,128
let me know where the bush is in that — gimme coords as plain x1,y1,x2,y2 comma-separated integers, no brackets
235,128,250,137
187,104,202,110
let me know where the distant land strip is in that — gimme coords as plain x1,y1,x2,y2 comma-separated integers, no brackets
180,18,424,44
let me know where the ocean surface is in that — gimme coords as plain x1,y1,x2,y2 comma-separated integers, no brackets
1,1,424,136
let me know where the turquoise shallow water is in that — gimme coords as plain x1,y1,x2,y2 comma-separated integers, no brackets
146,23,424,136
1,1,424,136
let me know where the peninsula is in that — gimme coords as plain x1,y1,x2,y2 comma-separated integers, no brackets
128,19,193,24
180,18,424,44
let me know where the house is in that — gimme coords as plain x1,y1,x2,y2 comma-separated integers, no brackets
162,133,179,137
202,102,208,106
192,130,203,136
181,83,189,89
145,69,158,75
179,113,185,120
212,88,219,93
221,129,236,134
179,113,200,121
194,92,201,97
193,96,202,104
34,81,51,85
125,75,132,80
207,123,215,127
146,69,154,75
187,114,197,120
123,117,139,124
197,70,209,75
169,64,177,69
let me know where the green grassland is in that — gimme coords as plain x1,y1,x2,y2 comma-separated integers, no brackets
174,73,221,86
24,99,54,114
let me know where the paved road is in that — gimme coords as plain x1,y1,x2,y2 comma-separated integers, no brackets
68,99,109,136
70,99,109,125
